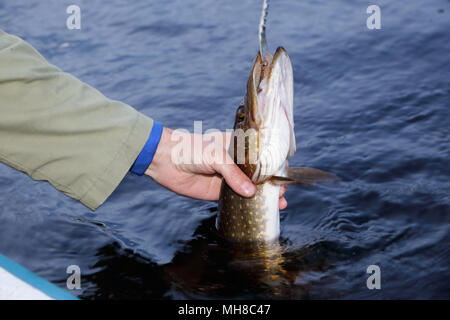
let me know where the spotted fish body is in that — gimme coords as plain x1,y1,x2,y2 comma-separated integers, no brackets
217,47,295,244
217,180,280,243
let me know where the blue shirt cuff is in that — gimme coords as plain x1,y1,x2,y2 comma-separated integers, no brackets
130,121,163,176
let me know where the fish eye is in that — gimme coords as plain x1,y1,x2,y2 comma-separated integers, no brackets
236,105,245,122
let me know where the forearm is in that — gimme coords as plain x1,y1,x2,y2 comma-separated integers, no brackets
0,30,153,210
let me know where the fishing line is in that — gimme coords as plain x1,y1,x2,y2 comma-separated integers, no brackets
259,0,269,62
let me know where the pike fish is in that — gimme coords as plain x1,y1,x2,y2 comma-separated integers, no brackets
216,3,337,244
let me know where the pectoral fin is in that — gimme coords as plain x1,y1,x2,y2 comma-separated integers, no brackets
270,167,339,186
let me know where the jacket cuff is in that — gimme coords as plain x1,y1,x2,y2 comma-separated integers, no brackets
130,121,163,175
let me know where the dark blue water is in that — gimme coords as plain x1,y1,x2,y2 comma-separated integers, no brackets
0,0,449,299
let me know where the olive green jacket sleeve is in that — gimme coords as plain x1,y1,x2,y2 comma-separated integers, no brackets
0,30,154,210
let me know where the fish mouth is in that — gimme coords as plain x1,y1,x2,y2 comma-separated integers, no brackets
246,47,293,132
244,47,296,182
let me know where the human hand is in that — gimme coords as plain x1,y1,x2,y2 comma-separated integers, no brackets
145,127,288,209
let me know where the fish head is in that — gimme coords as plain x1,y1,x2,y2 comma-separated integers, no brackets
232,47,296,183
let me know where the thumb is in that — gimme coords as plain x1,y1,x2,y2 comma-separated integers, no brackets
212,153,256,198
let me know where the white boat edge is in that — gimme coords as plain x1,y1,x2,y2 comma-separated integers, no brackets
0,254,78,300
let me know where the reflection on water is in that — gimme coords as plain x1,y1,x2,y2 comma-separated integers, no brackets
165,216,303,299
0,0,449,299
77,215,330,300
